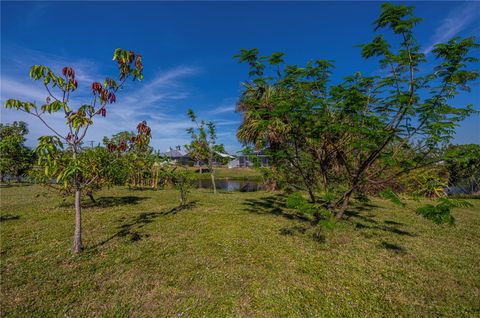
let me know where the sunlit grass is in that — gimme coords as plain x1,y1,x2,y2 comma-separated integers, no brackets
1,184,479,317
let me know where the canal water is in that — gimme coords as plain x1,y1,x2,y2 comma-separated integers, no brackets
197,179,264,192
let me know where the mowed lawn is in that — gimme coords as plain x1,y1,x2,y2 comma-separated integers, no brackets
1,185,479,317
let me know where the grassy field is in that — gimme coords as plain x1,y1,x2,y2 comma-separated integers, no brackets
1,184,479,317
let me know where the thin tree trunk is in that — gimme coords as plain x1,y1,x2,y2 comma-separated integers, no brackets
72,144,83,254
321,166,329,192
180,185,187,206
73,188,83,253
307,187,316,204
211,173,217,194
335,189,354,220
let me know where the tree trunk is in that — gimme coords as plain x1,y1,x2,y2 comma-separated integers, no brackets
73,188,83,253
335,189,353,220
180,187,187,206
307,186,316,203
210,173,217,194
321,168,328,192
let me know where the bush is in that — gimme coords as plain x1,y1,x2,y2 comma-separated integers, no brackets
286,192,336,229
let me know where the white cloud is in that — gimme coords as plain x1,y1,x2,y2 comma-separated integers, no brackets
423,2,480,54
1,46,244,151
208,105,236,115
1,63,202,150
0,76,47,102
5,46,103,86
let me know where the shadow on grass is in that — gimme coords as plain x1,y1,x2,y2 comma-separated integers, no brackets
280,225,310,236
60,196,149,209
243,194,312,223
380,241,407,254
345,209,416,237
89,201,197,250
345,206,379,223
384,220,405,226
0,183,32,188
0,214,20,222
127,186,160,191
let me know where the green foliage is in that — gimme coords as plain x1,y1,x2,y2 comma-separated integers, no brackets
185,109,229,193
286,193,317,215
3,48,145,253
102,124,153,187
4,47,144,192
380,188,405,207
159,164,195,206
286,193,336,229
112,48,144,81
234,3,479,220
415,198,472,225
398,166,449,198
171,168,195,206
0,121,34,181
186,109,228,167
445,144,480,193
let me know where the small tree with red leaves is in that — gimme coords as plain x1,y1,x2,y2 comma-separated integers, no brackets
4,48,144,253
103,121,153,187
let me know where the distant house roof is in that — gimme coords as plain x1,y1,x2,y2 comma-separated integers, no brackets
236,150,267,156
160,147,237,161
214,151,235,159
160,148,188,157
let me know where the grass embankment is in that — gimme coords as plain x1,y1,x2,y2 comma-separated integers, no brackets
1,184,479,317
188,167,262,180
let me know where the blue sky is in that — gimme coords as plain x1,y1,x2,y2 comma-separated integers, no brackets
1,1,479,152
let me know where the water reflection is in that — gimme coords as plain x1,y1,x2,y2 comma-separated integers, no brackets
197,179,264,192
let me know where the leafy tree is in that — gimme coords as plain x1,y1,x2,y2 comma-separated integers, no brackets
380,188,472,226
444,144,480,194
103,123,153,188
0,121,34,182
4,48,144,253
235,3,478,223
398,166,449,198
29,144,118,204
102,131,137,185
159,163,195,207
185,109,228,194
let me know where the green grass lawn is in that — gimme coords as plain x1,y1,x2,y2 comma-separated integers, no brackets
190,167,262,180
1,184,479,317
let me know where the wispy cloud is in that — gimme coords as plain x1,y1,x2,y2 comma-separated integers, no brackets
208,104,236,115
5,46,103,85
1,54,202,151
423,2,480,54
0,76,48,102
1,45,245,152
